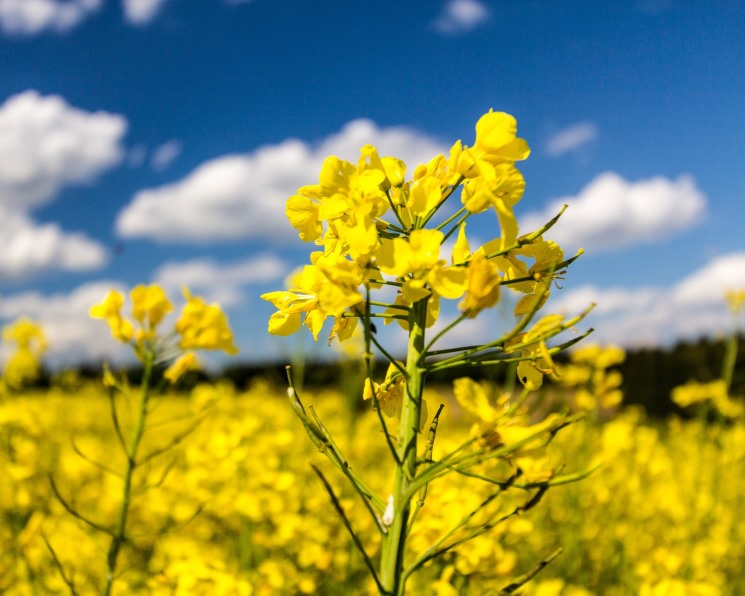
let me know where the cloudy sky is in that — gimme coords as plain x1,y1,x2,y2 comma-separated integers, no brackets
0,0,744,368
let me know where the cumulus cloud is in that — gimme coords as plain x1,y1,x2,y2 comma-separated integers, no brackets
0,206,106,280
521,172,707,253
432,0,490,35
551,252,745,347
116,118,446,243
122,0,167,26
0,90,124,280
0,0,101,36
0,90,127,210
0,281,132,367
150,139,182,171
152,254,287,306
544,121,598,157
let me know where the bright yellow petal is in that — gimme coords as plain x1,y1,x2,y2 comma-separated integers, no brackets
427,266,467,300
452,223,471,265
268,311,301,336
286,195,322,241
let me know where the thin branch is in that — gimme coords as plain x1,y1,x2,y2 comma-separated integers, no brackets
41,532,79,596
499,548,563,594
479,205,569,262
404,482,516,579
422,313,467,359
49,475,114,537
285,367,386,516
364,352,401,466
108,389,127,453
137,417,203,466
70,438,122,478
311,464,384,594
308,405,388,533
369,332,407,378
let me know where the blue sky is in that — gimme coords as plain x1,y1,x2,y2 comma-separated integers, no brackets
0,0,744,367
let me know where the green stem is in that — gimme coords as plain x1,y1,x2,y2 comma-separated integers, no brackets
104,352,153,596
721,316,739,392
379,298,427,595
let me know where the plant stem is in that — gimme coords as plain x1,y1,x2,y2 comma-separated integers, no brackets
721,316,739,392
379,299,427,595
104,352,153,596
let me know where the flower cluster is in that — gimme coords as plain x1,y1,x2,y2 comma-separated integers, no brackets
90,284,238,382
263,110,578,391
671,379,743,419
558,343,626,411
1,317,47,390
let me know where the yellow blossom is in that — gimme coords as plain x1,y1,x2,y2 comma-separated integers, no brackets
459,252,501,317
472,109,531,165
725,289,745,314
376,229,466,306
131,284,173,332
164,351,200,384
90,290,134,343
176,290,238,355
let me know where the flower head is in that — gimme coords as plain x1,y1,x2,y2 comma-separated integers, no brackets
90,290,135,343
176,290,239,355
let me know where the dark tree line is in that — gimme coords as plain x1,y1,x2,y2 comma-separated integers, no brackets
25,335,745,419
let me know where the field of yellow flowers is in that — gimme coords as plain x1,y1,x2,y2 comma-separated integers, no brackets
3,111,744,595
2,374,744,595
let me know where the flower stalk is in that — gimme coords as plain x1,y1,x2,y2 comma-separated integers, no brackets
264,110,594,594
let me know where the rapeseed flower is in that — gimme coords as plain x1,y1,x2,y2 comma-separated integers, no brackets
176,289,238,355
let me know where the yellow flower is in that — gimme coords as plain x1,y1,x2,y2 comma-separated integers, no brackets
363,362,406,418
472,109,531,165
671,379,742,418
376,229,466,306
725,289,745,314
164,351,200,384
452,377,504,439
2,317,46,351
407,174,442,217
2,317,46,389
363,362,428,429
570,344,626,369
262,254,364,341
90,290,134,343
286,193,322,242
451,222,471,265
459,252,501,317
3,348,42,389
297,146,391,260
509,315,564,391
131,284,173,330
176,290,238,355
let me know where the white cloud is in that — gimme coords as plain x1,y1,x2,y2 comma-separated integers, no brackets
150,139,182,171
432,0,490,35
521,172,707,253
0,206,106,280
122,0,167,26
0,0,101,36
552,252,745,347
152,254,287,306
117,118,446,243
0,90,127,210
0,281,132,367
544,121,598,157
0,91,123,280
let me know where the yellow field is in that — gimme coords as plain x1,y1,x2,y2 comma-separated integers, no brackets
2,379,744,595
